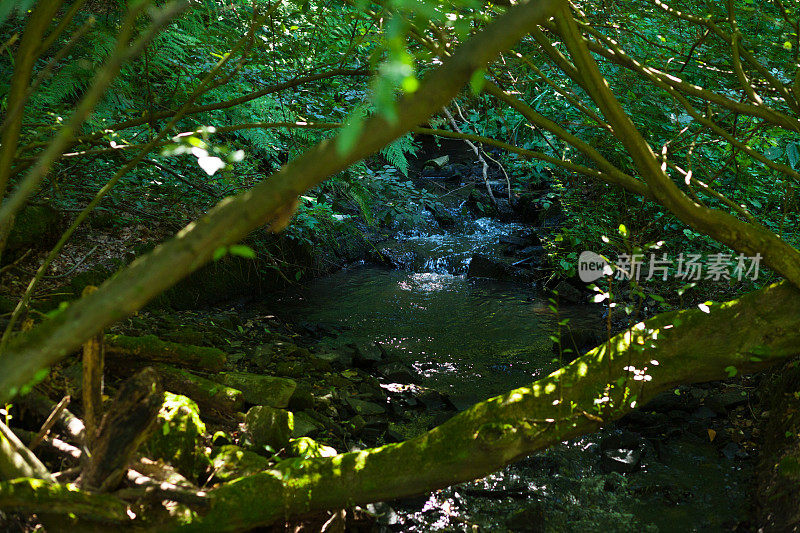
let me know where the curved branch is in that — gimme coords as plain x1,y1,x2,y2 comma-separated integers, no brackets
0,0,566,404
553,6,800,288
181,281,800,531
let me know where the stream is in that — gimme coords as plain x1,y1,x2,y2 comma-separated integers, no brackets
266,187,753,532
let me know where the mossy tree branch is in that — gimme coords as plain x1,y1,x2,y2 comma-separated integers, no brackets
5,281,796,530
551,5,800,288
0,0,566,404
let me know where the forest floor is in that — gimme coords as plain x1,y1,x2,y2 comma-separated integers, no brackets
1,143,796,531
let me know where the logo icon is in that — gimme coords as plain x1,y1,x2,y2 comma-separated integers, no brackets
578,251,612,282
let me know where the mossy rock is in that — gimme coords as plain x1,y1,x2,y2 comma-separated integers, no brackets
220,372,296,408
6,205,59,252
287,437,336,459
145,393,208,479
209,445,269,482
242,405,293,452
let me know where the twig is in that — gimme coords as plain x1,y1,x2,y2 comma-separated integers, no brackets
30,394,70,449
0,248,32,275
141,158,217,196
442,106,497,204
44,244,99,279
53,466,81,482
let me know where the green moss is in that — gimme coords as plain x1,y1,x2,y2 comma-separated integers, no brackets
209,445,270,481
144,392,208,479
105,334,226,371
287,437,337,459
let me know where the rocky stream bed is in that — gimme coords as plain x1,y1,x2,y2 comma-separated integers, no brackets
2,144,789,531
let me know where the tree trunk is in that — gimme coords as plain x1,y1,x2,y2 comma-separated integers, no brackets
79,367,162,492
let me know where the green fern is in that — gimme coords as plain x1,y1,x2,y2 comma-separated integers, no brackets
380,133,419,176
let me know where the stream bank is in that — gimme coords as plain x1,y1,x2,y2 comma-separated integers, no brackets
1,139,780,531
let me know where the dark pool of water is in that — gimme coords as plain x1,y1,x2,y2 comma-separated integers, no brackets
262,210,752,531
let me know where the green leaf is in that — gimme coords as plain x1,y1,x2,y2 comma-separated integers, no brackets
229,244,256,259
212,247,228,261
788,142,800,168
470,69,487,94
724,365,738,377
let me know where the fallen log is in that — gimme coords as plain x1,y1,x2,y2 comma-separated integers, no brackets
0,478,132,524
17,389,85,445
0,420,53,481
155,363,244,414
105,334,226,372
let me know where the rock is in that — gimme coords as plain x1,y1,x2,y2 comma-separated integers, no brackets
555,327,604,354
494,198,515,220
288,386,315,411
691,406,717,420
621,410,666,429
505,502,547,532
251,341,300,370
709,389,748,410
600,431,646,473
553,281,584,304
209,445,269,481
518,245,544,257
358,382,387,401
422,155,450,171
428,203,456,227
499,235,530,248
363,502,399,526
429,411,455,429
251,344,275,368
512,193,541,223
353,342,385,368
721,442,746,460
144,393,207,479
220,372,296,408
291,411,323,438
326,373,355,389
534,195,563,226
467,188,496,216
287,437,337,458
385,429,405,443
417,390,456,411
467,254,514,280
274,361,309,378
646,389,700,413
349,415,366,434
346,397,387,416
377,361,416,383
242,406,293,451
313,349,352,368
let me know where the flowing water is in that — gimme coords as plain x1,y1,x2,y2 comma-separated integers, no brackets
268,204,752,531
274,216,590,409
